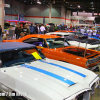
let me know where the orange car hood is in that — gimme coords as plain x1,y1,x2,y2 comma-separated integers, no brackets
47,46,99,58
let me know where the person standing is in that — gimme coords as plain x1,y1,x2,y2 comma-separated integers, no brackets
87,28,92,37
92,28,97,36
0,25,2,42
44,25,47,34
40,24,45,34
80,27,85,34
29,24,34,34
15,25,21,39
21,24,29,36
49,25,54,32
55,24,58,31
34,24,39,34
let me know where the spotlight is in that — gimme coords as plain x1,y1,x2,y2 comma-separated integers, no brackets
37,0,41,4
78,5,80,8
53,0,55,4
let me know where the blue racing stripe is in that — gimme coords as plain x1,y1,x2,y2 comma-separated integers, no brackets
39,60,86,78
21,64,75,85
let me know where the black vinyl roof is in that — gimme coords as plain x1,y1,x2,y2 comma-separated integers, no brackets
66,35,100,45
0,42,36,52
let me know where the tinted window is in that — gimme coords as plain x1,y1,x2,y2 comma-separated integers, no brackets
46,38,70,49
23,38,47,47
1,48,45,67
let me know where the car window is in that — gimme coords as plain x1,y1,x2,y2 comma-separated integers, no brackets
23,38,47,48
56,34,62,36
1,48,45,67
46,38,70,49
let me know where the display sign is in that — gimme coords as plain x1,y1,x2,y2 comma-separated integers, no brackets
31,52,42,60
19,14,25,21
4,4,10,8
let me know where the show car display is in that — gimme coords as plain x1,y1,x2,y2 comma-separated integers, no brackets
3,34,100,71
0,42,99,100
46,32,100,50
56,30,100,40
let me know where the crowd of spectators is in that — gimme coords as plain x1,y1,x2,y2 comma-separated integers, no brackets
2,23,100,40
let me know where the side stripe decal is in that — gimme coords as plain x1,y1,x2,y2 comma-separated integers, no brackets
39,60,86,78
21,64,75,86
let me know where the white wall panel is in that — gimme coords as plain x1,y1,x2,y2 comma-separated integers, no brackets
71,16,95,21
25,5,61,17
25,17,61,24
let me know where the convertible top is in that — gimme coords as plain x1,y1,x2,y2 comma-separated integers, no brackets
66,35,100,45
0,42,35,52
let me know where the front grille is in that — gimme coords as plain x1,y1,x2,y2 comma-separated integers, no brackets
88,56,100,64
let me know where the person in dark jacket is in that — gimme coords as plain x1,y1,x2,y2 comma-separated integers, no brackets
29,24,34,34
21,24,29,35
34,24,39,34
49,25,54,32
0,25,2,42
15,25,21,39
44,25,47,34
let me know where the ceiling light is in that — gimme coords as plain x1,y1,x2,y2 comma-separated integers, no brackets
90,2,93,4
31,2,32,4
78,5,80,8
70,4,72,6
66,2,68,3
24,0,26,2
37,0,41,4
53,0,55,4
83,10,85,12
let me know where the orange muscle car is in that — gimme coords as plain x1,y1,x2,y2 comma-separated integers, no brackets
3,34,100,71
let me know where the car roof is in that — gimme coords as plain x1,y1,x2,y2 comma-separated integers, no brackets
22,34,60,39
66,35,100,44
0,42,35,52
55,30,76,32
47,32,73,35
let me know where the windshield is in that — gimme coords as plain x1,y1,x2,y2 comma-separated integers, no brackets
69,32,83,36
46,38,70,49
1,48,45,67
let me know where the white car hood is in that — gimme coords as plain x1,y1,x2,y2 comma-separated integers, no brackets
68,41,99,49
0,58,98,100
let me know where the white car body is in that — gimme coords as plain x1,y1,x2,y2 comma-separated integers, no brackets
0,42,99,100
46,32,99,49
0,58,99,100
